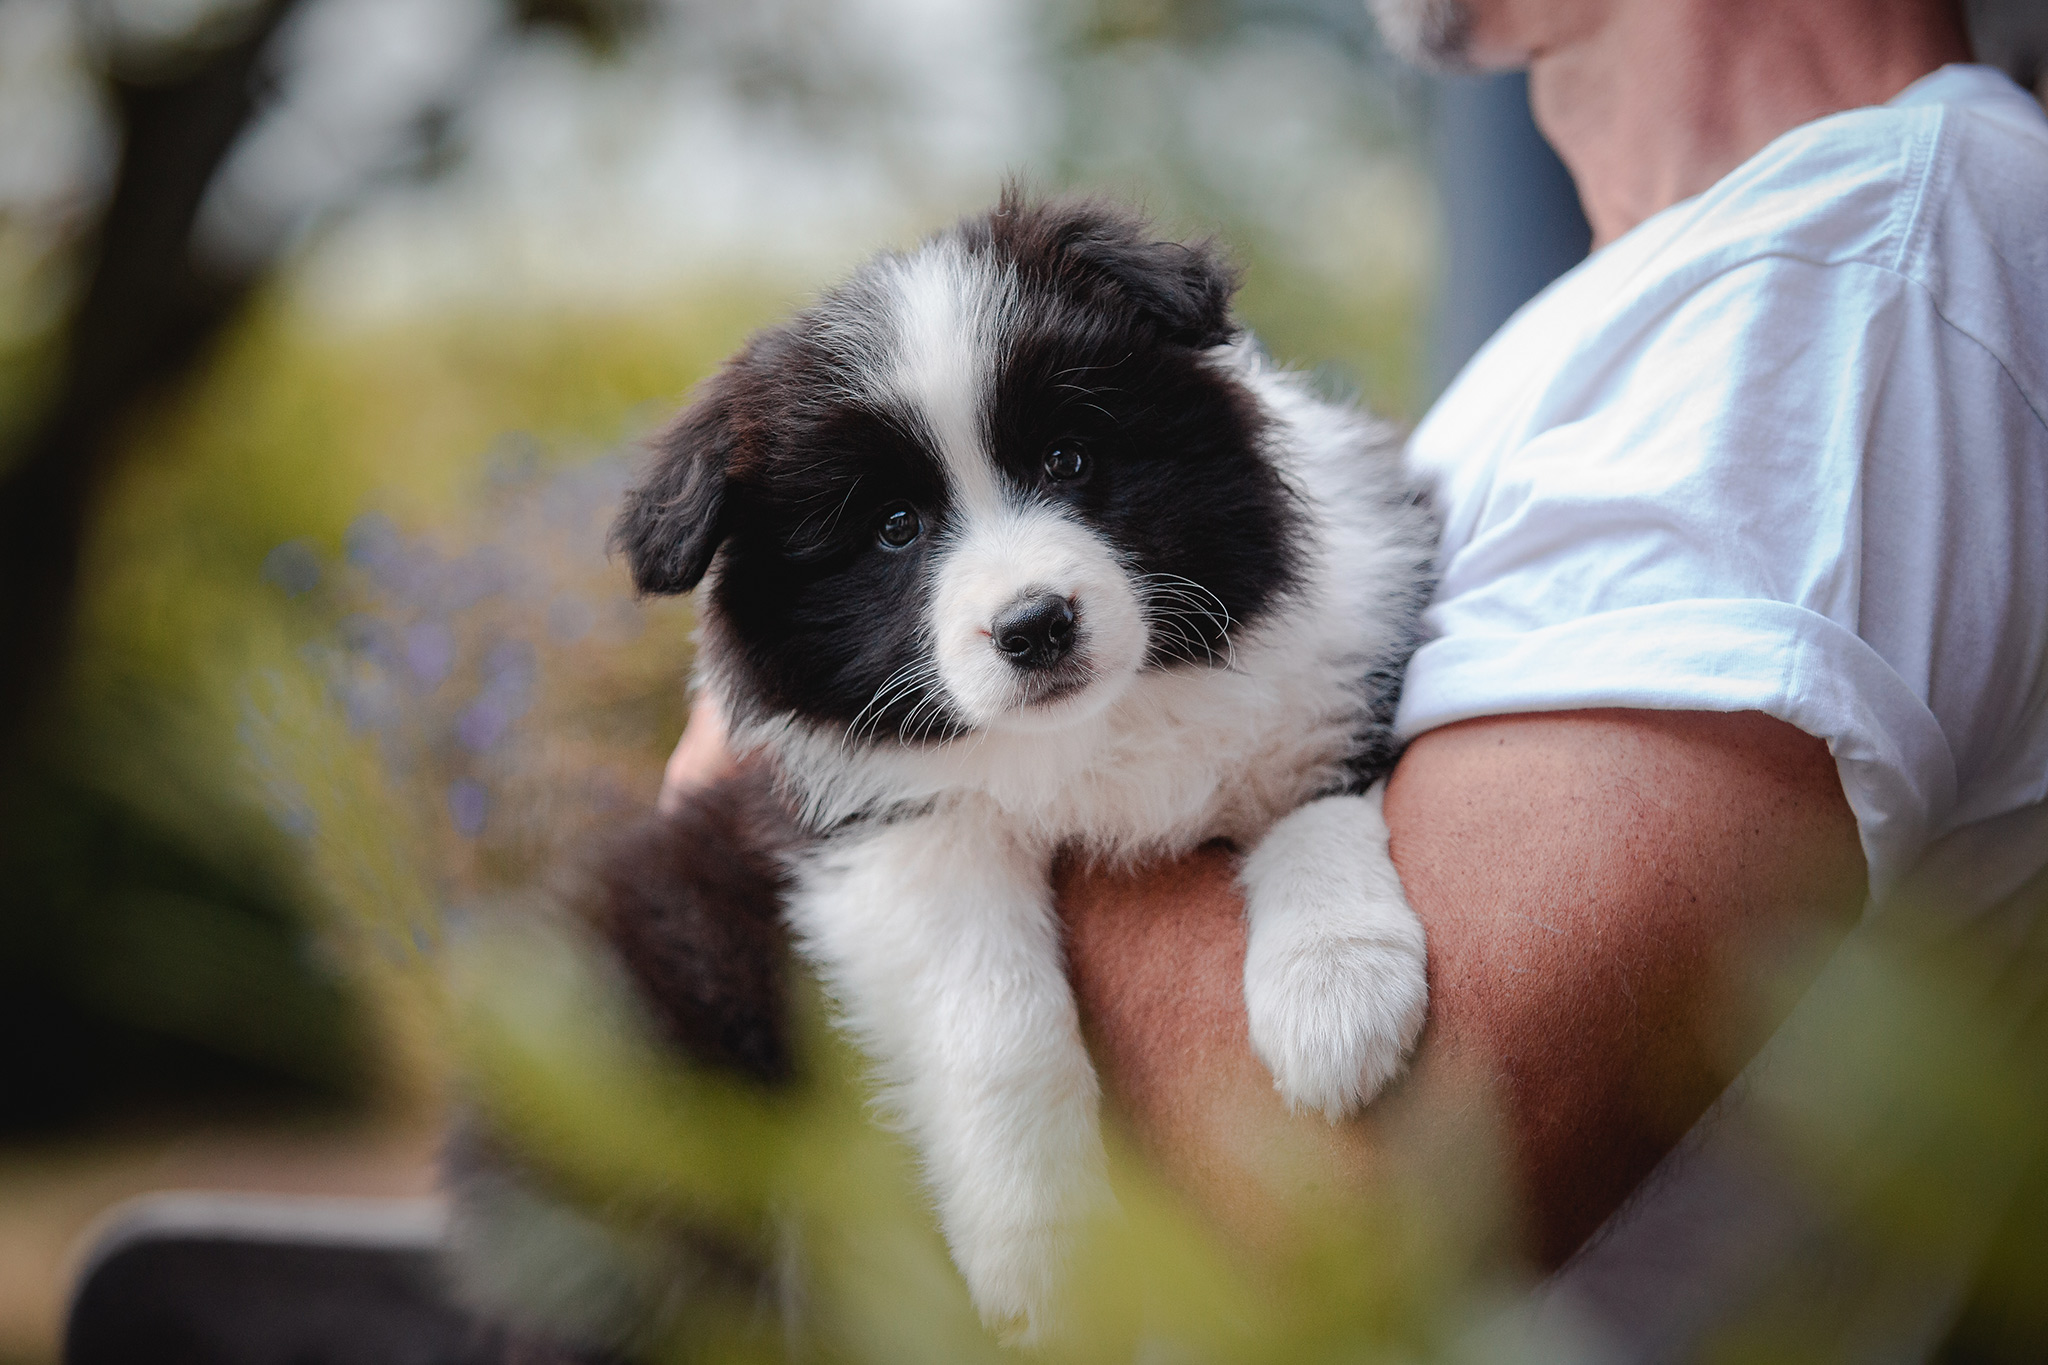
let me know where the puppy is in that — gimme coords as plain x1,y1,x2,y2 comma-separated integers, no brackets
613,191,1436,1341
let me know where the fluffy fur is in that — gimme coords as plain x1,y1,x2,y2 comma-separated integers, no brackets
586,764,801,1085
614,190,1437,1341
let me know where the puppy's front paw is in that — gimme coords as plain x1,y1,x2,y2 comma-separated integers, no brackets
1241,790,1427,1120
1243,923,1426,1119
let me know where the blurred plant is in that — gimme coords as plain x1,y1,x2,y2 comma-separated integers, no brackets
1,0,299,745
1691,875,2048,1365
391,843,2048,1364
255,442,696,912
0,270,768,1130
0,0,809,1132
421,895,1555,1365
392,830,2048,1364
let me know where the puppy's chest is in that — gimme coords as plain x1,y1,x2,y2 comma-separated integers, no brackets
949,648,1363,857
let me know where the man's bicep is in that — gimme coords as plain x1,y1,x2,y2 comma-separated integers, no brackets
1383,707,1866,1260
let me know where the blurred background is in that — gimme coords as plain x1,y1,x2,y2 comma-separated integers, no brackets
1,1,2045,1361
0,2,1437,1355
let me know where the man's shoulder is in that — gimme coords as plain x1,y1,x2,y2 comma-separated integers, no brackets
1428,65,2048,448
1668,64,2048,292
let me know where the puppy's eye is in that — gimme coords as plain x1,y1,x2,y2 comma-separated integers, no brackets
877,503,921,549
1043,443,1087,482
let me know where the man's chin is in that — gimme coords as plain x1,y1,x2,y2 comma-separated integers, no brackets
1367,0,1478,72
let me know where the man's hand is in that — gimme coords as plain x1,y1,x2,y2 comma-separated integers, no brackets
659,695,738,811
1057,708,1866,1265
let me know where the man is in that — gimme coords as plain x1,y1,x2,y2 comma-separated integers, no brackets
664,0,2048,1333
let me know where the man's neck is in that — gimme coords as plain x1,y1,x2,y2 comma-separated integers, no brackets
1524,0,1973,248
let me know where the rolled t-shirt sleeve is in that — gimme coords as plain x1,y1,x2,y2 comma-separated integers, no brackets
1394,255,1967,898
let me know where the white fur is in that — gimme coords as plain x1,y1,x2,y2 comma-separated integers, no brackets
1241,786,1428,1120
870,239,1012,519
929,501,1147,732
784,804,1107,1346
706,253,1434,1339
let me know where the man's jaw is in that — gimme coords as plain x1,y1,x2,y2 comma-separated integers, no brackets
1367,0,1479,71
1369,0,1600,74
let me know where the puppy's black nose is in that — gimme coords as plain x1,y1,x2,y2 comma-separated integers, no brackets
993,594,1077,670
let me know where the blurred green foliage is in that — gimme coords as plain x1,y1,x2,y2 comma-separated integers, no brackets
422,850,2048,1363
3,278,792,1131
420,865,2048,1364
443,914,1542,1365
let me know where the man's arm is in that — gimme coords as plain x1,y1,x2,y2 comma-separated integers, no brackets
1056,708,1867,1265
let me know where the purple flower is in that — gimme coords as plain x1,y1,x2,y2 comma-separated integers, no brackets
261,540,322,596
456,698,511,752
448,778,489,836
405,621,455,689
345,512,401,569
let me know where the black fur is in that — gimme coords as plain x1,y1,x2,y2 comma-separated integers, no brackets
978,197,1299,669
584,762,803,1085
967,189,1240,349
611,376,738,596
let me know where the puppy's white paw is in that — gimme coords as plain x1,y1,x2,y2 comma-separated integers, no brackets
952,1219,1068,1347
1241,789,1428,1120
1243,922,1427,1119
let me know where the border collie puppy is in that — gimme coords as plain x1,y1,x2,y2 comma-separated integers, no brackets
613,191,1436,1341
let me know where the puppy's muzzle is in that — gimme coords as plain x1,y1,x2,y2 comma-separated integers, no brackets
993,593,1077,671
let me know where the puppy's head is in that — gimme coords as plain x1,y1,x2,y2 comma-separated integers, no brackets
614,191,1300,746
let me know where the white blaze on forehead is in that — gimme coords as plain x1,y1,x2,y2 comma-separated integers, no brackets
875,242,1012,516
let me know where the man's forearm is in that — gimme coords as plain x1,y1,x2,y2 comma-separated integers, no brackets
1058,708,1866,1265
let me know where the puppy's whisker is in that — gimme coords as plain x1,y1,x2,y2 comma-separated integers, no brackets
817,475,864,541
1137,600,1206,663
1146,611,1216,666
846,661,922,740
1052,354,1132,380
896,675,951,743
847,659,940,747
1139,571,1238,668
901,697,944,744
867,671,940,746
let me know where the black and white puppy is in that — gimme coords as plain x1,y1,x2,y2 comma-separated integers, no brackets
614,192,1436,1342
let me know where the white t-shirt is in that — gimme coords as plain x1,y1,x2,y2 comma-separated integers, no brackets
1393,64,2048,912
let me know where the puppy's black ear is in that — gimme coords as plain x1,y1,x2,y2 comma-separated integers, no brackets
1064,225,1238,348
999,187,1240,348
612,380,737,596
